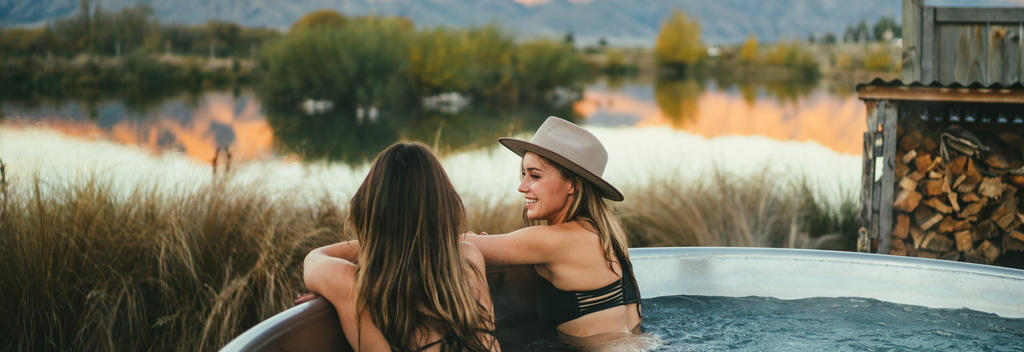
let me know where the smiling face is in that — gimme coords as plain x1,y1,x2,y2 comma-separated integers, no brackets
519,152,576,224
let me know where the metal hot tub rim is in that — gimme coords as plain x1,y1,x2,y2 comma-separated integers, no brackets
220,247,1024,352
632,247,1024,319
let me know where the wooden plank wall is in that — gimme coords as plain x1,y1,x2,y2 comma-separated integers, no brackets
903,0,1024,85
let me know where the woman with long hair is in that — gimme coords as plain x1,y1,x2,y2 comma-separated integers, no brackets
302,142,499,352
464,116,648,350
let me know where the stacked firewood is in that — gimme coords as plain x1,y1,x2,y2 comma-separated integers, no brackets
891,125,1024,265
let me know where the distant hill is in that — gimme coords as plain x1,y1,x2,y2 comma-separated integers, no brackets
2,0,1021,45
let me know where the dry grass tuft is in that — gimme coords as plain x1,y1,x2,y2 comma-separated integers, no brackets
0,167,856,351
0,176,347,351
617,169,858,249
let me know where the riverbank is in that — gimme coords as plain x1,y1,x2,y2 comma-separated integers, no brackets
0,53,252,106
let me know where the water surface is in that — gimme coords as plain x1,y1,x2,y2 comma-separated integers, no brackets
642,295,1024,351
0,78,864,205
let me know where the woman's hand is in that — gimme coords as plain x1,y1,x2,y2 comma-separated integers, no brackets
462,231,488,239
294,292,319,305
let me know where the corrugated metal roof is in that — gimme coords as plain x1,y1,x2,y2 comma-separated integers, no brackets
856,78,1024,90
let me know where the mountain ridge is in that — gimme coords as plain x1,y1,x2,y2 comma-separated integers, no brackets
1,0,1020,45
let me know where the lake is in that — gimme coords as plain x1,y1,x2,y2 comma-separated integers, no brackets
0,76,863,205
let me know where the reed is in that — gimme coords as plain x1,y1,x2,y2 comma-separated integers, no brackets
0,168,856,351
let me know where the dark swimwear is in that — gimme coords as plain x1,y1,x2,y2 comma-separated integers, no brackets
536,264,640,326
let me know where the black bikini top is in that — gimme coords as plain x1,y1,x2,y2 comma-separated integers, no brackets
536,264,640,326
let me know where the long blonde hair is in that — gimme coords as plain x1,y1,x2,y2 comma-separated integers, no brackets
350,142,493,351
525,156,642,315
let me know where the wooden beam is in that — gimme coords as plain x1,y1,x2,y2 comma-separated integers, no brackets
857,85,1024,103
922,6,936,82
936,7,1024,24
903,0,923,82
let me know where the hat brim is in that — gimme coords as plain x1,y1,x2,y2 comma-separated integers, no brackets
498,137,624,201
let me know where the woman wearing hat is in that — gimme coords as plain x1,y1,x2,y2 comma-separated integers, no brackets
464,117,644,348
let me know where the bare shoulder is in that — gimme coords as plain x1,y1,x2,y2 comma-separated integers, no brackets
506,222,586,243
547,220,601,242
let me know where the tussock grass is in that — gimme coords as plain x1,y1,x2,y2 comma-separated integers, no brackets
0,177,347,351
618,169,858,249
462,168,858,250
0,168,856,351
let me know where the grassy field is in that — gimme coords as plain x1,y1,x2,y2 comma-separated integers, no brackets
0,170,856,351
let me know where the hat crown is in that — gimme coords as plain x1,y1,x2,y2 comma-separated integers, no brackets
530,117,608,177
498,116,623,201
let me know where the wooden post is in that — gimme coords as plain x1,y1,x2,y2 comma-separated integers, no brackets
878,100,898,254
860,101,878,252
903,0,922,82
863,100,882,252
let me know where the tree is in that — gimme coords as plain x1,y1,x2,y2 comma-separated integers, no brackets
654,10,704,68
872,16,901,41
738,35,758,64
855,21,870,42
842,21,870,43
291,9,349,32
822,33,837,45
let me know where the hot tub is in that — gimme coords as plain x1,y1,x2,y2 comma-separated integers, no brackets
219,247,1024,351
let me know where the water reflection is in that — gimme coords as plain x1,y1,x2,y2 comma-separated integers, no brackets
653,78,704,127
0,75,867,166
1,91,277,162
578,76,865,155
259,97,579,164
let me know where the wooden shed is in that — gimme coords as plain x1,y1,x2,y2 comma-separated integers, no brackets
856,79,1024,268
855,1,1024,268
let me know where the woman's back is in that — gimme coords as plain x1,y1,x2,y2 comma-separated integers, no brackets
303,142,499,352
312,243,495,352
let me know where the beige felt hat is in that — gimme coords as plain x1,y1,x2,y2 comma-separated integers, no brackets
498,116,623,201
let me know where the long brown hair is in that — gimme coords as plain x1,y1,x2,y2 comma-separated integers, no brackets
525,156,642,317
349,142,493,351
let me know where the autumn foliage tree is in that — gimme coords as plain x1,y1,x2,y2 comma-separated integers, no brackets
290,9,349,32
655,10,704,70
738,35,759,64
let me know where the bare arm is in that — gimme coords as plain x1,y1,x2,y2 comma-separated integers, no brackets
301,240,359,299
463,226,565,266
302,243,358,297
460,242,501,351
301,243,393,350
308,240,360,262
